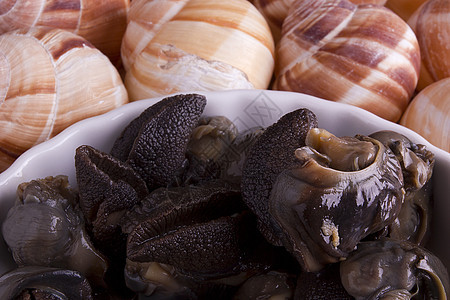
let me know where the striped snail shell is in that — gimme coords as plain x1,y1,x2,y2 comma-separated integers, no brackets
0,27,128,172
408,0,450,91
252,0,387,42
273,0,420,122
0,0,130,64
121,0,275,100
385,0,428,21
400,78,450,153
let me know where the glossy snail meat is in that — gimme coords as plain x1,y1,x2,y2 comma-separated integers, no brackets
273,0,420,122
268,128,405,272
340,239,450,299
0,266,94,300
0,26,128,172
1,175,108,286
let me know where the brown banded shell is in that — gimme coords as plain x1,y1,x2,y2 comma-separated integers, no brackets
385,0,428,21
252,0,387,42
408,0,450,91
273,0,420,122
0,27,128,172
0,0,129,64
121,0,275,100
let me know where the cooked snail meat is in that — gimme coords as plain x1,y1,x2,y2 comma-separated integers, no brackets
110,93,207,190
183,115,239,184
123,180,278,298
294,263,352,299
340,238,450,299
233,270,296,300
241,108,318,246
370,130,435,245
0,266,94,300
75,144,148,258
269,128,404,272
1,176,108,286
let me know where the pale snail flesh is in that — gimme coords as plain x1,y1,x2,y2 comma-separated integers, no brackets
400,77,450,153
0,0,130,64
0,26,128,172
121,0,275,100
408,0,450,91
273,0,420,122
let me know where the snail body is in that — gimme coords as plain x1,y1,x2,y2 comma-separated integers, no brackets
0,27,128,172
273,0,420,122
121,0,275,100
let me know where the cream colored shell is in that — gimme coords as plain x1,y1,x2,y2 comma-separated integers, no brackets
400,78,450,153
121,0,275,100
0,0,130,64
0,27,129,172
408,0,450,91
273,0,420,122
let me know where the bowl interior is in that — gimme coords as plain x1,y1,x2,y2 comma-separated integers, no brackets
0,89,449,277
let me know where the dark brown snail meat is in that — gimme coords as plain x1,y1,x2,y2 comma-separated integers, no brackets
0,266,94,300
370,130,435,245
340,238,450,299
75,144,148,257
110,93,207,190
123,180,277,298
241,107,318,246
269,128,405,272
1,176,108,286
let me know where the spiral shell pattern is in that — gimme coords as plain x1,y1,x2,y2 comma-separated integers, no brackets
121,0,275,100
273,0,420,122
0,0,129,64
0,27,128,172
408,0,450,91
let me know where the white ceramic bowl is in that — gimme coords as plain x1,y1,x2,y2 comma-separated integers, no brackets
0,90,449,278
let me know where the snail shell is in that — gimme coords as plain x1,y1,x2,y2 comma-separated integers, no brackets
252,0,387,42
385,0,428,21
0,27,128,172
121,0,275,100
273,0,420,122
0,0,130,64
408,0,450,91
400,78,450,153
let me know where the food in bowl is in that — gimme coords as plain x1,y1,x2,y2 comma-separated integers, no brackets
0,93,450,298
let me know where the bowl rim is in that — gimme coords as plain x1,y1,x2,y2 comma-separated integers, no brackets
0,89,449,276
